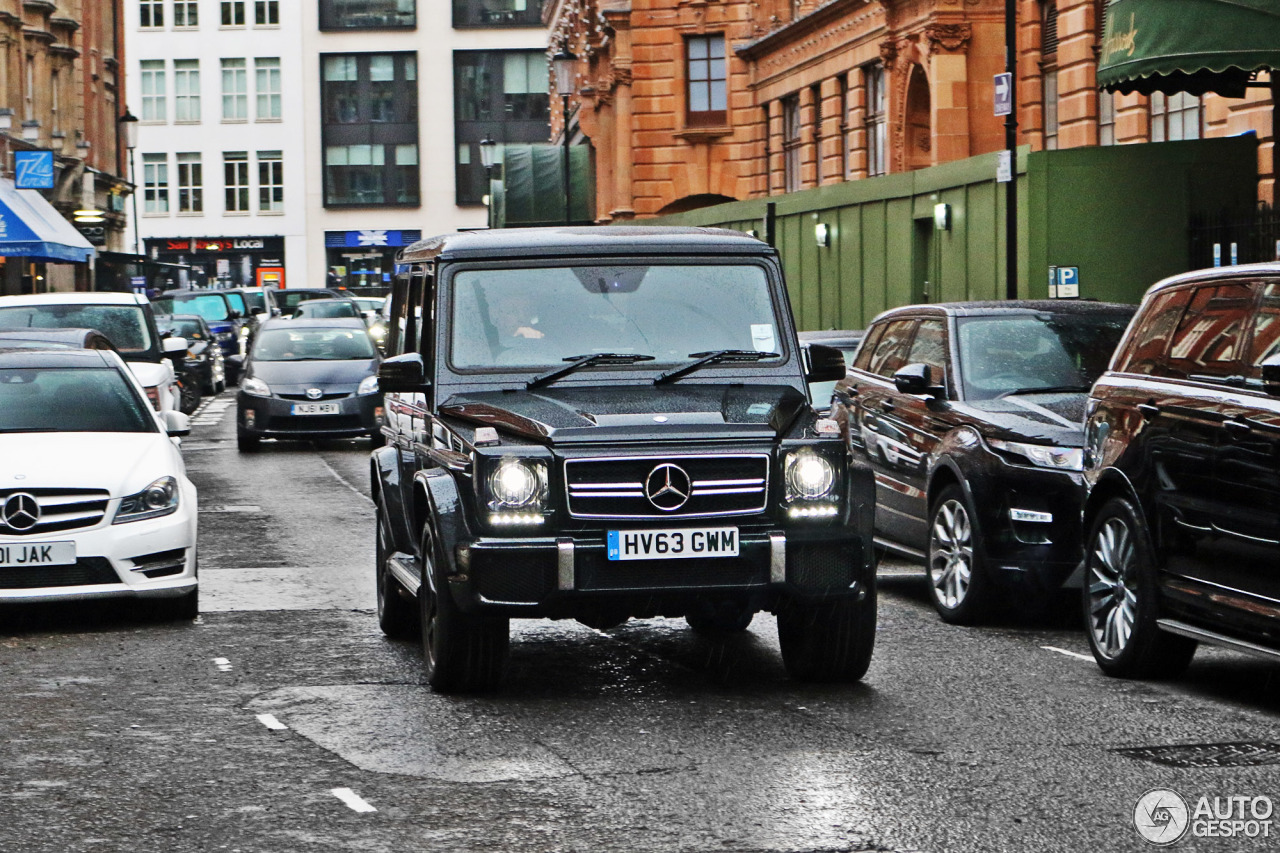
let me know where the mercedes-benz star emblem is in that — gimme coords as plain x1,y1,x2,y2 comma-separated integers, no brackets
644,463,691,511
306,388,324,400
1,492,40,531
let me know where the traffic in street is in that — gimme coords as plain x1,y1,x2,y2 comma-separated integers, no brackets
3,389,1280,852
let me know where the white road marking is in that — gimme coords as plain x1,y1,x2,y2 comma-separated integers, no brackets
256,714,287,731
331,787,377,813
1042,645,1094,662
213,657,233,671
317,456,375,506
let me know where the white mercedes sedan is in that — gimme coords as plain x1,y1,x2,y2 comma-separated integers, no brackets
0,345,198,618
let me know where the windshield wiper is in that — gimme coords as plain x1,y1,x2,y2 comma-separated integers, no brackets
527,352,655,390
655,349,780,385
996,384,1090,399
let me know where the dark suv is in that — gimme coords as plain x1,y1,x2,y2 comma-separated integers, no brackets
372,227,876,692
1082,265,1280,678
833,301,1135,623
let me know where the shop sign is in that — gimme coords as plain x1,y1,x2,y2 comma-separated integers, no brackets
325,230,421,248
14,151,54,190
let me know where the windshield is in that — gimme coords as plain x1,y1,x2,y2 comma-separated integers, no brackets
164,318,205,339
0,304,153,354
0,367,154,432
277,291,333,314
154,294,230,322
240,292,266,313
956,312,1133,401
252,327,376,361
450,264,781,371
225,293,247,315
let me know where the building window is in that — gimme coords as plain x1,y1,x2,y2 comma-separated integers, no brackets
176,153,203,213
140,0,164,28
23,56,32,121
174,0,198,27
1043,70,1059,150
222,58,248,121
140,60,166,122
838,74,849,180
1099,91,1116,146
1151,91,1203,142
865,64,886,177
453,50,550,205
50,70,60,135
222,1,246,26
686,34,726,127
256,58,281,120
810,83,823,182
258,150,283,212
143,153,169,214
782,94,801,192
322,52,420,206
453,0,540,28
1041,1,1059,150
255,0,279,25
224,152,250,212
174,60,201,123
320,0,415,31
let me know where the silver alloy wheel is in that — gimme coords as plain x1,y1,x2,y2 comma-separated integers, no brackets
1087,516,1137,659
929,498,974,609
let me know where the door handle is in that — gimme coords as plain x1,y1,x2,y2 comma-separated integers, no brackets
1137,403,1160,419
1224,419,1253,437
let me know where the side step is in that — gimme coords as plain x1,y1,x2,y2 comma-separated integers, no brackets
1158,618,1280,663
387,552,422,596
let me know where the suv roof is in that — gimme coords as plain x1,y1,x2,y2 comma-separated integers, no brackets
1145,261,1280,295
399,226,771,263
871,299,1135,322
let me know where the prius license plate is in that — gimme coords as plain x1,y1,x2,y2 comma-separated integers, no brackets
607,528,739,561
0,541,76,568
291,402,340,415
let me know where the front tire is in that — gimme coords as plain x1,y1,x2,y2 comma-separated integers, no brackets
376,503,416,638
419,528,509,693
927,485,995,624
1083,496,1196,678
777,587,876,683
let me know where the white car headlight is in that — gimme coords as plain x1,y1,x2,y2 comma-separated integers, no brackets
784,449,836,501
114,476,180,524
358,375,379,395
241,376,271,397
487,457,547,511
988,439,1083,471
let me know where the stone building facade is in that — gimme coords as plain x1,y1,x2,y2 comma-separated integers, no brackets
545,0,1275,223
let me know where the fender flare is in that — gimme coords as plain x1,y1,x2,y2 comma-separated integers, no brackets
413,467,470,582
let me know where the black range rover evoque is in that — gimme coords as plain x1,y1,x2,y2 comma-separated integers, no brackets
371,227,877,692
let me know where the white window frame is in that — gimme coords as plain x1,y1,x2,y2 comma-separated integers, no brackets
222,0,246,27
865,64,886,177
224,151,250,213
221,58,248,121
140,0,164,29
176,152,203,214
255,58,281,121
143,153,170,214
255,0,280,26
174,59,201,123
140,60,167,123
257,150,284,212
173,0,199,28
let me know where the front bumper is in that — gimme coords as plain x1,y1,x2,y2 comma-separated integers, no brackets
238,392,382,440
0,504,197,604
445,527,871,618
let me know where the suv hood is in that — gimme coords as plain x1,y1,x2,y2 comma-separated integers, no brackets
440,384,808,444
957,391,1088,446
0,433,180,496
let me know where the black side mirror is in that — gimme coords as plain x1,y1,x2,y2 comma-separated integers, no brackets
379,352,429,393
1261,353,1280,396
893,363,946,398
804,343,847,383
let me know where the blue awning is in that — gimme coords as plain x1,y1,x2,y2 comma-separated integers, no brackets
0,177,95,264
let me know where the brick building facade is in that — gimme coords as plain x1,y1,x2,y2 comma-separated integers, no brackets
545,0,1275,223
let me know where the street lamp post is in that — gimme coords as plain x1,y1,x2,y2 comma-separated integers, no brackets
479,135,498,229
118,109,140,256
551,47,577,226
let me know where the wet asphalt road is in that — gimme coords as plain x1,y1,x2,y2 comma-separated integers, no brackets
3,392,1280,852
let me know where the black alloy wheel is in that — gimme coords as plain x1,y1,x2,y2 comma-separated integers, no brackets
177,376,201,415
927,485,995,625
777,586,876,682
375,503,417,638
418,528,509,693
1083,496,1197,678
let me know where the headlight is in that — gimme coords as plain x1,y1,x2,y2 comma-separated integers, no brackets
370,323,387,341
114,476,180,524
487,457,548,513
239,326,251,337
988,439,1083,471
241,376,272,397
358,375,379,395
783,449,836,501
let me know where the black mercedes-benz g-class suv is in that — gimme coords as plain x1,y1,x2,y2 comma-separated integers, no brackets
372,227,876,692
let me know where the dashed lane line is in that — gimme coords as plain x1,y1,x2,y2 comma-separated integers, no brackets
331,788,377,813
1042,645,1094,662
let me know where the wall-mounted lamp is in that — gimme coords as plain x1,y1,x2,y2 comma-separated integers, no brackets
815,222,831,248
21,119,39,142
0,108,13,133
934,202,951,231
73,209,105,223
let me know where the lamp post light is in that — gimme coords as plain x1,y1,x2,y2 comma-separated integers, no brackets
551,47,577,226
478,135,498,229
118,109,140,256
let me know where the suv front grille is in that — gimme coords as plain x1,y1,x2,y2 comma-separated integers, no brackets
565,454,769,519
0,489,110,536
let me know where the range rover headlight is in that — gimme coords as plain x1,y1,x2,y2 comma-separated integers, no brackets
240,376,271,397
487,457,548,515
114,476,180,524
784,449,836,501
988,439,1083,472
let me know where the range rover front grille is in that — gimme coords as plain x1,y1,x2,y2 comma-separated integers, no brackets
0,489,110,536
565,454,770,519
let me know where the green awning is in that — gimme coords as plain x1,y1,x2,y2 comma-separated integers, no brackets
1098,0,1280,97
